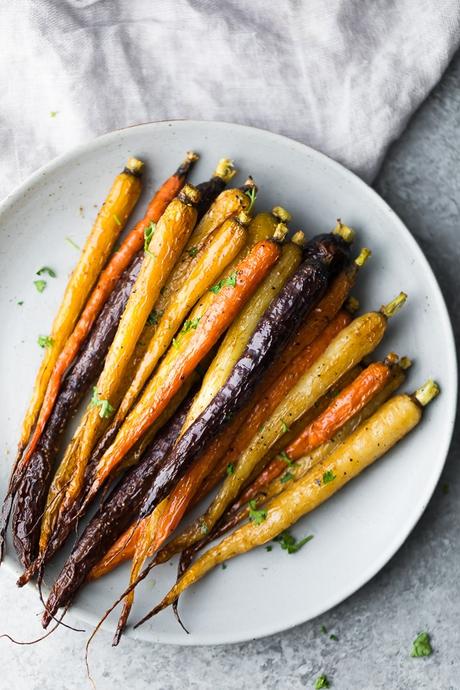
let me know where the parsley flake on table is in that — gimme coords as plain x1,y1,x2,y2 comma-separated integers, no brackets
209,271,238,294
36,266,56,278
248,500,267,525
322,469,336,484
411,631,432,657
315,674,330,689
90,387,114,419
37,334,53,348
34,279,47,293
274,531,313,554
320,624,328,634
329,634,338,641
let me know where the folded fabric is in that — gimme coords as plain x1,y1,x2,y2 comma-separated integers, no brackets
0,0,459,198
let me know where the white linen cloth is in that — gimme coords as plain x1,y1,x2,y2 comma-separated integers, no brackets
0,0,459,199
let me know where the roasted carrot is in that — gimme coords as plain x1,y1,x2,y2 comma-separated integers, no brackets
216,357,411,536
137,380,439,625
38,184,201,554
234,358,395,509
135,310,354,573
18,153,199,474
82,238,281,507
165,293,406,550
105,212,250,440
105,231,302,637
12,158,144,487
191,249,370,506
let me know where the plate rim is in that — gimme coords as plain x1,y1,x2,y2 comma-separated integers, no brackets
1,119,457,646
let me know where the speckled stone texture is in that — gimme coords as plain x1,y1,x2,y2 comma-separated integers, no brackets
1,53,459,690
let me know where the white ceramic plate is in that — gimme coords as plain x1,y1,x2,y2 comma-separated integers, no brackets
0,121,456,645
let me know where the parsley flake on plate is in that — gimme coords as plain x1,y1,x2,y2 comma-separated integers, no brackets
315,675,330,689
274,531,313,554
34,279,47,293
37,335,53,348
36,266,56,278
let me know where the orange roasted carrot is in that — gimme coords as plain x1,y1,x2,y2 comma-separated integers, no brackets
19,152,198,470
83,239,281,505
232,360,393,510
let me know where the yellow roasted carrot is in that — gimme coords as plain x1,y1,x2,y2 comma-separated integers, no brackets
13,158,144,480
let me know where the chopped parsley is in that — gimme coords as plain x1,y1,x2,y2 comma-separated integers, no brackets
280,471,294,483
36,266,56,278
248,500,267,525
209,271,238,294
329,634,338,642
147,309,164,326
172,337,179,349
17,300,24,306
281,420,290,433
144,221,156,254
411,632,432,658
265,545,272,552
245,186,257,214
274,531,313,554
315,675,330,689
34,279,47,293
113,213,122,227
279,450,293,466
187,246,199,258
181,317,201,333
38,335,53,348
320,624,328,634
50,111,58,118
226,463,235,476
90,387,114,419
322,470,336,484
221,563,227,570
66,236,80,250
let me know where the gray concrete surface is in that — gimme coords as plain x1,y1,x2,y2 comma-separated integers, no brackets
1,52,459,690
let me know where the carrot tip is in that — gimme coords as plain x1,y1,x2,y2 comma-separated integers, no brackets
186,151,200,163
345,296,360,314
414,379,440,406
125,158,144,175
179,183,201,206
236,211,253,227
355,248,372,267
214,158,236,183
399,356,413,370
381,292,407,319
333,220,355,244
273,223,288,242
291,231,305,247
272,206,292,223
